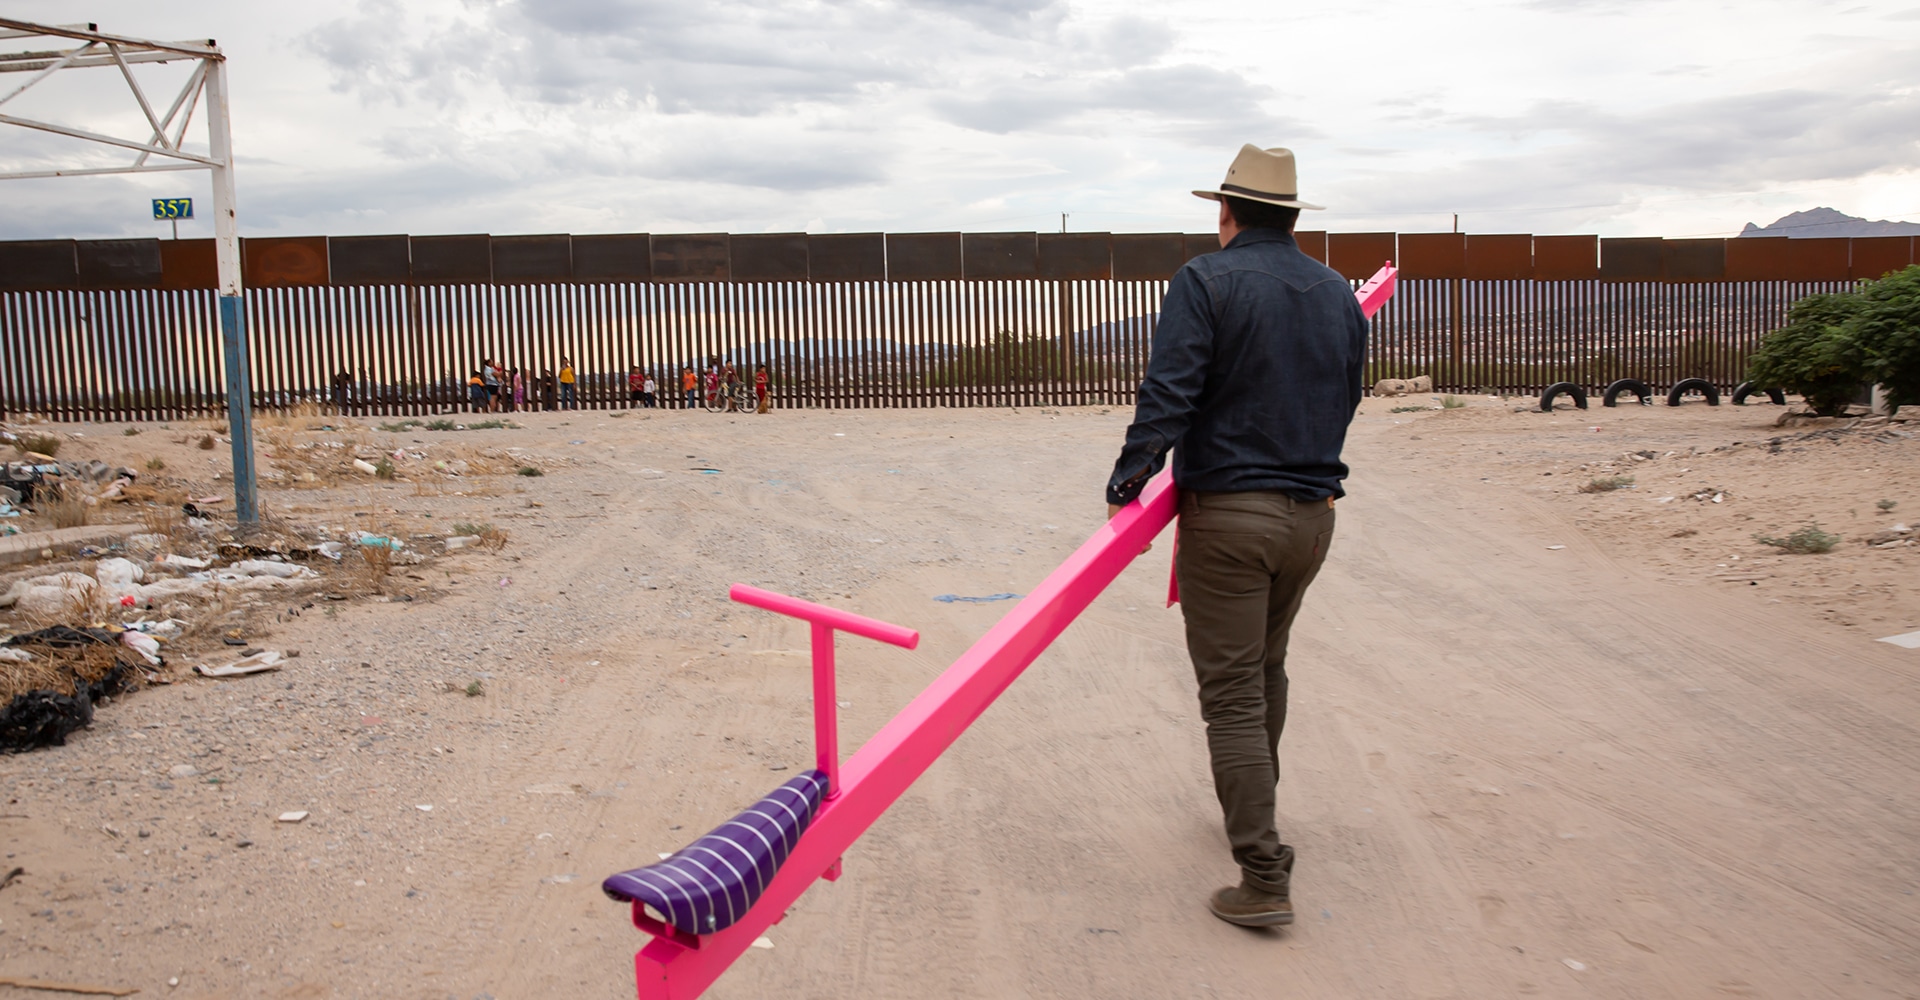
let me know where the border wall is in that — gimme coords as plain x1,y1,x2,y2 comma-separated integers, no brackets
1,231,1913,419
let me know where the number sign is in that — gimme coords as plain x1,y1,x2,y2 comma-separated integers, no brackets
152,198,194,220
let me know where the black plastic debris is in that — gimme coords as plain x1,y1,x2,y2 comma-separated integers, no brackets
1,626,142,754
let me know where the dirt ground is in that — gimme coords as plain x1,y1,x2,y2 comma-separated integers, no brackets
1,396,1916,999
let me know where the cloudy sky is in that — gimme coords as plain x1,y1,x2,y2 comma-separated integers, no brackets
3,0,1917,242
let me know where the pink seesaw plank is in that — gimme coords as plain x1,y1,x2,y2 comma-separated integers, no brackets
634,474,1179,999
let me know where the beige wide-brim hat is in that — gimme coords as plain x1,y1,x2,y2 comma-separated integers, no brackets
1193,144,1325,211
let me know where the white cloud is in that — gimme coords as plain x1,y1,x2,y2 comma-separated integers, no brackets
0,0,1914,240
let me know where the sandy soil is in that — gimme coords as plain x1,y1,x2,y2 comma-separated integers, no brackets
1,397,1916,999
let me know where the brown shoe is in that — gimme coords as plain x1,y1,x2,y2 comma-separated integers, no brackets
1208,881,1293,927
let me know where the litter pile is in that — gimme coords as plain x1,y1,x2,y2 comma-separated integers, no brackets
0,624,153,753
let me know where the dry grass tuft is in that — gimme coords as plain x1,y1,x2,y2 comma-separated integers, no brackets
352,542,393,594
14,433,62,457
140,503,183,539
197,433,216,450
41,485,94,528
0,641,129,702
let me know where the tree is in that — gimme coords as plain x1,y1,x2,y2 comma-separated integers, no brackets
1745,292,1867,416
1851,265,1920,413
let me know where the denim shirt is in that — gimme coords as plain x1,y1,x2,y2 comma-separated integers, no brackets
1105,228,1368,506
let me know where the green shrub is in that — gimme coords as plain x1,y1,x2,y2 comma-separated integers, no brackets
451,521,492,536
1745,292,1866,416
1851,265,1920,412
1579,475,1635,493
1755,523,1840,554
466,419,507,430
516,466,543,477
1440,395,1467,409
379,420,422,432
1389,405,1427,413
424,419,459,431
1749,266,1920,416
374,458,395,480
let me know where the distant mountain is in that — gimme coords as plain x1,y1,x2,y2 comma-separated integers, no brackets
1738,207,1920,239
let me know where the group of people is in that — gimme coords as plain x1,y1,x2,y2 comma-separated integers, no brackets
461,357,771,412
678,361,771,413
467,357,579,412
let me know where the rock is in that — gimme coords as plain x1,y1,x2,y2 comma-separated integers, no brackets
277,810,309,823
1374,378,1411,397
169,764,200,778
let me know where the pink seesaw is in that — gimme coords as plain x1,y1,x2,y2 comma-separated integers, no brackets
603,263,1398,998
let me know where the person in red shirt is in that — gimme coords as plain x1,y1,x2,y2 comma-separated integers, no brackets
628,365,645,407
754,364,771,414
705,366,720,409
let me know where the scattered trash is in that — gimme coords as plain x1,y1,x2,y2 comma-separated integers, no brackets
443,535,481,550
1876,631,1920,650
119,631,162,666
313,541,347,560
499,577,511,587
1,626,143,753
0,648,31,663
416,804,433,812
1561,958,1587,971
540,873,579,884
933,593,1021,603
194,650,286,678
357,533,404,550
750,936,774,950
523,784,579,796
1545,545,1566,550
278,811,309,823
158,554,209,570
352,458,380,476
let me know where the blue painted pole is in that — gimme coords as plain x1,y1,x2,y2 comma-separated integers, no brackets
219,293,258,524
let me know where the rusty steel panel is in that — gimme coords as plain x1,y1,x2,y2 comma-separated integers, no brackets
158,238,217,289
76,239,161,289
1533,235,1597,280
1663,239,1726,282
887,233,962,281
1600,238,1663,281
1327,232,1396,281
1725,237,1850,282
573,234,652,281
731,234,810,282
1294,230,1328,264
1851,236,1915,280
492,234,573,283
1465,234,1532,280
411,235,492,284
242,236,329,288
328,235,411,285
963,232,1038,279
0,240,78,290
1397,233,1466,279
808,234,886,281
652,234,730,282
1037,233,1110,280
1111,234,1187,281
1183,234,1218,265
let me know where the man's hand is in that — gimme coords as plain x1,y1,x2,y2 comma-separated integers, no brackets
1107,502,1152,553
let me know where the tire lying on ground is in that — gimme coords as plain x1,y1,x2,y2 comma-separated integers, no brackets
1666,377,1721,406
1603,378,1653,407
1731,381,1786,406
1539,382,1588,411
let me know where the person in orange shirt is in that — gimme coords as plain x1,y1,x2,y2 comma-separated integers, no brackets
681,368,698,409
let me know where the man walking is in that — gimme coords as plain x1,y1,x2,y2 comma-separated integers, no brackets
1105,145,1367,928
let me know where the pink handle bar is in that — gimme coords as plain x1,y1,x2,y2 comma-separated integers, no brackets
727,584,919,650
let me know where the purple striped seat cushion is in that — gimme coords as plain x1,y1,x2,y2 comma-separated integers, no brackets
602,769,827,936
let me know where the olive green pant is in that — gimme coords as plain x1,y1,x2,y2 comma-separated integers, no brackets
1175,490,1335,892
